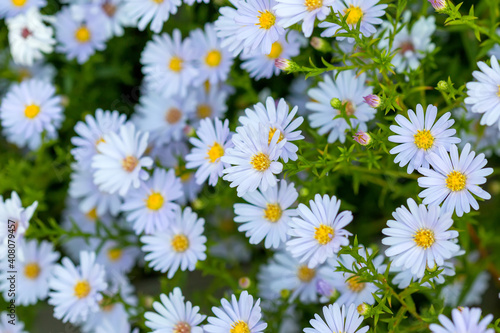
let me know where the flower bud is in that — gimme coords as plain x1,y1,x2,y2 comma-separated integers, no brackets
437,80,448,91
357,303,371,316
428,0,447,10
238,277,251,289
363,94,381,108
275,58,292,71
353,131,372,146
310,37,331,52
280,289,290,299
330,97,342,109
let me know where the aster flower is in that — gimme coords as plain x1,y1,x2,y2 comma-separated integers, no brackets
191,85,229,124
141,207,207,278
417,143,493,217
0,0,46,19
95,240,140,276
319,0,387,43
54,5,108,64
0,312,28,333
0,78,63,150
221,123,286,197
382,198,460,278
7,8,55,66
388,104,460,174
96,0,134,38
214,1,247,56
144,287,206,332
304,303,369,333
353,131,371,145
87,302,133,333
0,239,59,306
204,291,267,333
363,94,380,108
428,0,446,11
273,0,335,37
123,0,181,33
464,55,500,129
121,168,183,235
92,123,153,196
287,194,353,268
48,251,108,324
241,30,305,80
430,307,494,333
141,29,198,98
185,118,233,186
7,59,56,83
307,70,376,143
0,191,38,250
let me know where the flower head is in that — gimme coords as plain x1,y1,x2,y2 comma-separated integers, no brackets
304,303,369,333
353,131,371,145
363,94,380,108
428,0,447,11
430,307,493,333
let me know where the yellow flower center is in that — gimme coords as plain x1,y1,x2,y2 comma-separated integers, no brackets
446,171,467,191
414,228,435,249
297,265,316,282
497,85,500,97
169,56,183,72
74,280,91,299
24,104,40,119
414,129,434,150
267,42,283,59
151,0,164,3
250,152,271,171
122,156,138,172
257,10,276,29
166,107,182,124
75,26,91,43
95,137,106,147
107,248,122,262
230,320,250,333
337,100,355,116
175,165,192,182
268,127,285,145
24,262,40,279
264,203,282,222
171,234,189,252
197,104,212,118
12,0,27,7
346,275,366,292
344,5,363,25
207,142,224,163
314,224,334,245
86,207,98,220
173,322,191,333
304,0,323,11
146,192,164,210
205,50,222,67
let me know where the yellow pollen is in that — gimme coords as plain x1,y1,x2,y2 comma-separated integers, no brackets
304,0,323,11
344,5,363,25
166,107,182,124
297,265,316,282
146,192,164,210
122,155,138,172
173,322,191,333
230,320,250,333
12,0,27,7
314,224,334,245
205,50,222,67
346,276,366,292
264,203,282,222
24,104,40,119
414,228,435,249
341,100,355,116
107,248,122,262
95,137,106,147
169,56,183,72
24,262,41,279
75,26,91,43
414,129,434,150
250,152,271,171
74,280,91,299
152,0,164,3
197,104,212,118
207,142,224,163
268,127,285,144
446,171,467,192
86,207,98,220
256,10,276,29
171,234,189,252
497,85,500,97
267,42,283,59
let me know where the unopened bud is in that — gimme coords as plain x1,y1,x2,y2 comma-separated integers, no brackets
353,131,372,146
437,80,448,91
357,303,371,316
238,277,251,289
310,37,331,52
144,296,154,308
428,0,447,10
330,97,342,109
316,279,335,298
280,289,290,299
275,58,297,72
363,94,381,108
184,124,195,137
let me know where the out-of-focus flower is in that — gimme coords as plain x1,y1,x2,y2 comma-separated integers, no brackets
304,303,369,333
0,0,46,19
123,0,181,33
428,0,447,11
429,307,493,333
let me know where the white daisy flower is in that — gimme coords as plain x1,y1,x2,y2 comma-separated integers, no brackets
8,59,56,83
430,307,494,333
0,239,59,306
96,0,134,38
184,0,208,5
221,123,286,197
141,207,207,278
0,191,38,249
239,96,304,162
71,109,127,169
54,5,108,64
241,30,305,80
319,0,387,43
121,168,183,235
191,85,229,125
234,180,298,249
464,55,500,129
273,0,334,37
304,303,369,333
92,123,154,196
95,240,140,276
0,0,45,19
88,303,135,333
190,23,234,85
185,117,233,186
214,1,247,56
388,104,461,174
417,143,493,217
382,198,460,278
306,70,376,143
48,251,108,324
144,287,206,332
6,7,55,66
0,312,28,333
287,194,353,268
123,0,181,33
0,78,63,150
141,29,198,98
204,291,267,333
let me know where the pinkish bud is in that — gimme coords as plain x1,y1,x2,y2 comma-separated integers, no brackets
353,131,371,146
363,94,381,108
428,0,446,10
238,277,251,289
275,58,291,71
